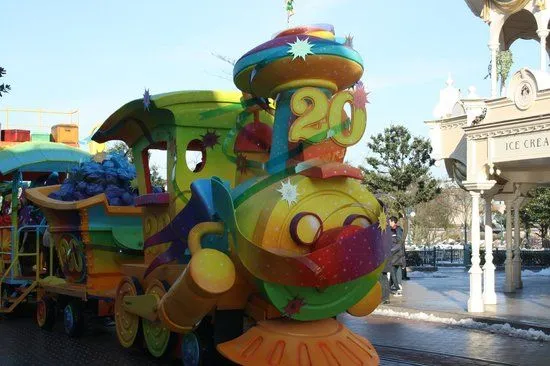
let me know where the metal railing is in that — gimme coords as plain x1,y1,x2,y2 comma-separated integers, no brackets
407,248,550,268
0,108,79,133
407,248,465,267
0,225,48,302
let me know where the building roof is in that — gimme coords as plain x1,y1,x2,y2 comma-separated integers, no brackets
464,0,484,16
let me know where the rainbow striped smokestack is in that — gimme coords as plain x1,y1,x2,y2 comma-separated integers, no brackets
233,24,364,173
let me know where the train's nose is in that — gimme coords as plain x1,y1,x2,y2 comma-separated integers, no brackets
313,225,360,251
310,225,382,283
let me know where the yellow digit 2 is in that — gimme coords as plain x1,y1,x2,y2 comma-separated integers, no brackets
327,90,367,147
289,87,329,143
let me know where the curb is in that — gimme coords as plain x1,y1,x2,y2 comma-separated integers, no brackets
377,305,550,334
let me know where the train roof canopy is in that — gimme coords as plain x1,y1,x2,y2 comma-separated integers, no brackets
92,90,245,147
0,142,90,181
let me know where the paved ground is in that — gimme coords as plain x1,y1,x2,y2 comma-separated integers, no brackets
343,314,550,366
0,312,165,366
384,267,550,330
1,267,548,365
1,310,549,365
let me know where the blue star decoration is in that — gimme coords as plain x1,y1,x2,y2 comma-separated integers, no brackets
287,37,315,61
143,88,151,111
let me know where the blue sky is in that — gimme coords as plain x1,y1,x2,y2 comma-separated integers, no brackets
1,0,542,176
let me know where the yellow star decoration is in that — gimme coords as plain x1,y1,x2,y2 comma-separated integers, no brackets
378,211,387,231
93,152,106,163
287,37,314,61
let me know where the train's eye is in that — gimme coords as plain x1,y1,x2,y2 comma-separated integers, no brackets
343,214,372,228
290,212,323,246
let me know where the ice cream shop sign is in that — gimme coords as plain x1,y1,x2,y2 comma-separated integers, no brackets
505,136,549,151
492,130,550,162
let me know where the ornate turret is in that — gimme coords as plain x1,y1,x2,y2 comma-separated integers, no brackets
465,0,550,96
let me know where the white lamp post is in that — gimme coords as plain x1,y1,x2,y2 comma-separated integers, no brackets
408,211,416,246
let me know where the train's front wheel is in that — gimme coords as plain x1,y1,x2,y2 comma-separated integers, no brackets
115,276,143,348
142,279,176,358
180,331,201,366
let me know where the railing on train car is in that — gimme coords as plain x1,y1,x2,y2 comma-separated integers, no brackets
0,108,79,134
0,225,49,296
0,225,15,278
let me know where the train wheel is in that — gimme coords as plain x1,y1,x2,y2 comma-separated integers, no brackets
63,300,85,337
36,297,56,331
214,309,244,345
180,317,233,366
180,332,201,366
142,280,176,358
115,276,143,348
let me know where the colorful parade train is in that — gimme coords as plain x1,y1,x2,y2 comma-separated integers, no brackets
6,24,392,365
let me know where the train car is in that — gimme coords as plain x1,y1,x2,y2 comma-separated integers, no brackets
24,24,391,366
90,90,275,360
90,25,390,365
0,141,90,314
25,185,144,336
24,91,272,349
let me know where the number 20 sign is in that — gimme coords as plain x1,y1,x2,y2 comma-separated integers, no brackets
289,87,367,147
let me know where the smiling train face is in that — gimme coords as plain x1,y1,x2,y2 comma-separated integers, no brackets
231,172,391,320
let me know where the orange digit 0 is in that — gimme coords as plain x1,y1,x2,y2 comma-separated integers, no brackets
289,87,330,143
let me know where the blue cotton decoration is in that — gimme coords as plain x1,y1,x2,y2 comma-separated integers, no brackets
47,152,160,206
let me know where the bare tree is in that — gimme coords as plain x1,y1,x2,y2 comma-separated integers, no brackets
448,185,472,242
411,183,475,246
412,188,455,245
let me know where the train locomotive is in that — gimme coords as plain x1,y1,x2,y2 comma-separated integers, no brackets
25,24,391,365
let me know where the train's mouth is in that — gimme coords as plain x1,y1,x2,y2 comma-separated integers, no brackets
244,223,392,288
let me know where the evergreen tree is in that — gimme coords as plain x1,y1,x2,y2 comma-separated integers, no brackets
521,187,550,247
360,125,441,241
361,124,440,214
105,141,166,190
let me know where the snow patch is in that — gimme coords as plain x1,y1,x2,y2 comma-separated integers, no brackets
407,271,438,278
407,268,550,278
407,270,451,278
522,268,550,277
373,308,550,342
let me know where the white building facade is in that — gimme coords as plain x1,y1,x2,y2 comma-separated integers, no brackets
427,0,550,312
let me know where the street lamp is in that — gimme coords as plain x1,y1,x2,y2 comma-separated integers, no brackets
407,209,416,247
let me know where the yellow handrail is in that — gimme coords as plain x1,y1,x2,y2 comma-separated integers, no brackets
0,225,43,306
0,108,79,131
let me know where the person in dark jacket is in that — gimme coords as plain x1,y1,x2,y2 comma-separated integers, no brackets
389,216,405,296
380,257,392,304
377,198,391,304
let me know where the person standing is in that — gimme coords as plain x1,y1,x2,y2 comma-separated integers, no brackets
389,216,405,296
380,256,392,304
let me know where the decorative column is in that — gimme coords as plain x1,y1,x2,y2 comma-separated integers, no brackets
483,196,497,304
504,200,515,293
537,29,549,73
513,201,523,289
489,43,499,98
468,191,484,312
